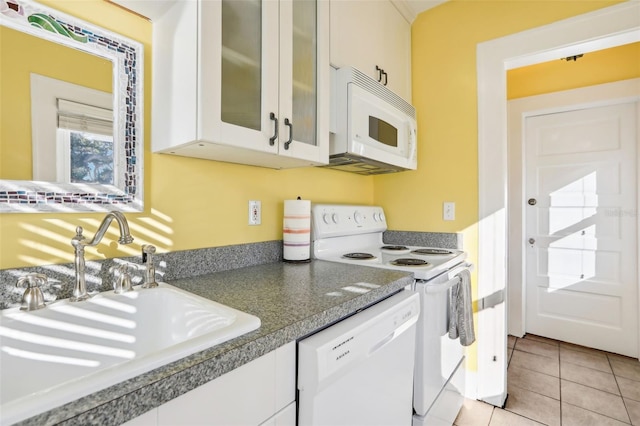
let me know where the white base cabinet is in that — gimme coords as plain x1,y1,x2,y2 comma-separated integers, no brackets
330,0,411,101
123,342,296,426
259,402,296,426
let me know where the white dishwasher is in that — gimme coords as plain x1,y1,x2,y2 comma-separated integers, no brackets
297,290,420,426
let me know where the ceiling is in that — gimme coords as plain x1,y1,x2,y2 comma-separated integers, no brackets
392,0,449,23
111,0,449,23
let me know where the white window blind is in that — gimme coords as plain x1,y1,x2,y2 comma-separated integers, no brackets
57,98,113,136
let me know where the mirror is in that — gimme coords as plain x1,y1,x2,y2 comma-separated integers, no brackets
0,0,143,212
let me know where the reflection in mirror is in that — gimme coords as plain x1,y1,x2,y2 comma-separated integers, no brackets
0,0,143,212
30,75,114,184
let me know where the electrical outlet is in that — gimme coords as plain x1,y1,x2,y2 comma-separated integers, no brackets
443,202,455,221
249,201,261,225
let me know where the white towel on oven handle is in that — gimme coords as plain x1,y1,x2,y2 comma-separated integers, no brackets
448,268,475,346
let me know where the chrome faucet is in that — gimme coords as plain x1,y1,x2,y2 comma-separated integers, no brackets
71,211,134,302
113,263,134,294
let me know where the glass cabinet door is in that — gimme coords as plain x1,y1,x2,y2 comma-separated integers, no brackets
213,0,326,163
291,0,317,147
220,0,262,131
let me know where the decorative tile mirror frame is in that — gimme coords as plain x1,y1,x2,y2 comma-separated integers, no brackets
0,0,143,212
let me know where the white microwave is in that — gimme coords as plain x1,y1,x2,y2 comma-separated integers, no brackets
325,67,417,175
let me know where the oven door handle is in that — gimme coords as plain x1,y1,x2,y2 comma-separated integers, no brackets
424,276,460,294
423,263,473,294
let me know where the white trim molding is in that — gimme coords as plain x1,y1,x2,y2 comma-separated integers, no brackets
476,1,640,407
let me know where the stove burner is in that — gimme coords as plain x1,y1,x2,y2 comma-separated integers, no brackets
381,245,409,251
411,248,454,255
343,252,376,260
391,258,430,267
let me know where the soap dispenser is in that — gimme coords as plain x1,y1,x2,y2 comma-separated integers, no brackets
16,273,47,311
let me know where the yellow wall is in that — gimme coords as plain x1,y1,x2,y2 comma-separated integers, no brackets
507,42,640,99
0,26,112,179
0,0,374,269
0,0,628,272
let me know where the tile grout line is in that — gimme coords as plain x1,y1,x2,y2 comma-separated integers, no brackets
486,406,496,426
510,348,560,380
559,345,563,426
561,400,633,425
608,353,634,425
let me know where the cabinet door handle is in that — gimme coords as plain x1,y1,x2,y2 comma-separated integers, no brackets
269,112,278,146
375,65,383,82
284,118,293,150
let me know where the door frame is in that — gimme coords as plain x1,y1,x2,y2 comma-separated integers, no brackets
476,1,640,407
508,80,640,341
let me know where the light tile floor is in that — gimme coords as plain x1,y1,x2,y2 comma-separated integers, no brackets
454,334,640,426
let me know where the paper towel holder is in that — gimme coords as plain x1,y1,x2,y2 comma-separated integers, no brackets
283,196,311,263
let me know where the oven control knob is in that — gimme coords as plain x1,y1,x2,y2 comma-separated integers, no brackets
331,213,339,224
354,211,363,224
373,212,380,222
322,213,331,224
379,212,385,222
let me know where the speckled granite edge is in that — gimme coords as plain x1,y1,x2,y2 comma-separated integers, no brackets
384,230,462,249
0,241,282,309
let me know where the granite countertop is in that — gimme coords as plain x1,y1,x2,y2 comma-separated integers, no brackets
22,260,413,426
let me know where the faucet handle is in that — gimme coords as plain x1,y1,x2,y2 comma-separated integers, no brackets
113,264,134,294
16,273,47,311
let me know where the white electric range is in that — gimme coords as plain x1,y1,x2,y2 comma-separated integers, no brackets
311,204,470,426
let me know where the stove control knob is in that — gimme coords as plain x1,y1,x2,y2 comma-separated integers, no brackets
331,213,339,224
373,212,380,222
322,213,331,224
379,212,385,222
354,211,363,224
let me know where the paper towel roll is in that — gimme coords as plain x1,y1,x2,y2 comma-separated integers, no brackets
283,198,311,262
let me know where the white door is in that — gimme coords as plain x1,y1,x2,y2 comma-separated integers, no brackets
525,101,638,357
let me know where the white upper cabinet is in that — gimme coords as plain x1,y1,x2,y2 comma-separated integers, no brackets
152,0,329,169
329,0,411,102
